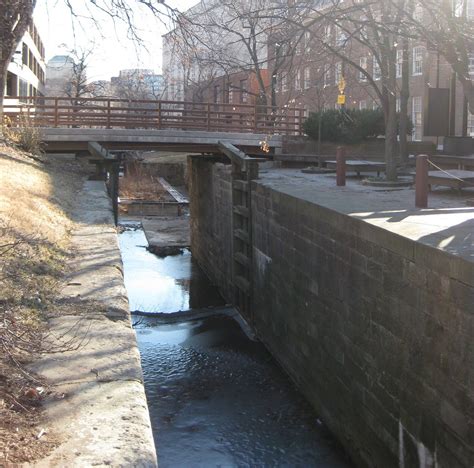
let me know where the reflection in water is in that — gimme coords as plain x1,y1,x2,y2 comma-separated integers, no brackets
119,221,352,467
136,315,352,468
118,223,224,313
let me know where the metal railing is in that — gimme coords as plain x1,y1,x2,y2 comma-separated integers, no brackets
3,96,305,135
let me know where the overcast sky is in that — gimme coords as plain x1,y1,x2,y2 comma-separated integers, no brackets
33,0,199,82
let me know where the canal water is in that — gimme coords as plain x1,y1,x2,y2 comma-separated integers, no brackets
119,221,352,468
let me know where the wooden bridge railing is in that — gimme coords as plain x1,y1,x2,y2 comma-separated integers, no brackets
3,96,305,135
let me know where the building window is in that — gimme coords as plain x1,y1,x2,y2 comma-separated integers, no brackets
295,70,301,90
412,46,424,75
19,79,28,103
468,112,474,136
335,62,342,85
359,57,367,82
324,24,332,43
240,79,248,103
396,49,403,78
6,72,17,96
359,100,367,110
304,67,311,89
413,3,423,21
304,31,311,52
412,96,422,140
282,74,288,92
336,27,347,47
469,54,474,75
22,43,28,65
373,101,380,110
324,67,331,87
373,56,381,80
396,97,401,112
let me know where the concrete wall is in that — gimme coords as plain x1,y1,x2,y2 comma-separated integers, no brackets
189,158,474,468
189,158,234,303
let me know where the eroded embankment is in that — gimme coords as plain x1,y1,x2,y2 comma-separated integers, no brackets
0,147,156,466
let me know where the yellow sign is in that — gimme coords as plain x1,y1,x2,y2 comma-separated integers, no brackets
337,94,346,105
338,76,346,94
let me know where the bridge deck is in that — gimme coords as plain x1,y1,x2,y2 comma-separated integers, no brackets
39,128,283,153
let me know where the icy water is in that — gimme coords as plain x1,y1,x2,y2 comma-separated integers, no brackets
118,223,224,313
119,222,352,468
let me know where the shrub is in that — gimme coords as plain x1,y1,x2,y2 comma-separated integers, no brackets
303,108,412,144
2,113,44,154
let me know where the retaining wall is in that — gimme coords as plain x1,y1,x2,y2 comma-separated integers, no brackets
189,158,474,468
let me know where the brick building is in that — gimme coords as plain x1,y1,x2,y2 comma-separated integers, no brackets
269,1,474,142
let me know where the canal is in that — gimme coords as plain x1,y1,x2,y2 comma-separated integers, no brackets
119,221,352,467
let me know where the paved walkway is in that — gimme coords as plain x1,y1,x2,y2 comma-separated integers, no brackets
258,169,474,263
30,181,157,467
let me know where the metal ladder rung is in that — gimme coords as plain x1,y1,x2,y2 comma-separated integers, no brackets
233,205,249,217
234,275,250,294
234,228,250,243
234,252,250,267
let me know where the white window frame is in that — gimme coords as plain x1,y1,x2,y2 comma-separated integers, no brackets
295,70,302,90
412,96,423,141
336,27,347,47
359,57,367,82
359,99,367,110
304,66,311,89
324,67,331,87
468,111,474,136
396,49,403,78
373,56,381,80
335,62,342,85
412,46,424,76
469,54,474,75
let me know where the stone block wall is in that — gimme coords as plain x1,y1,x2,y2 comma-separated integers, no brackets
251,183,473,468
188,157,234,302
189,158,474,467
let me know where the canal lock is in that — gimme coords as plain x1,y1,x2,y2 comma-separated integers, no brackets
117,177,352,467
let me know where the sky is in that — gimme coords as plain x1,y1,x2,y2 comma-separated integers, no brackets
33,0,200,82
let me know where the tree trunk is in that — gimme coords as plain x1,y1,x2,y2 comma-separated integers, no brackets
384,47,398,181
399,38,410,165
0,68,6,141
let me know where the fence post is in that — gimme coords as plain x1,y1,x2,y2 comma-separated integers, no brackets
336,146,346,186
157,102,162,129
415,154,429,208
54,98,59,127
207,103,211,131
107,99,111,129
254,104,258,132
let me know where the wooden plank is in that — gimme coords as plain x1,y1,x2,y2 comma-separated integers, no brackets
157,177,189,204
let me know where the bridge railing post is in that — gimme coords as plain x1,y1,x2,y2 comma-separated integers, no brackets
106,99,111,129
54,98,59,127
207,103,211,131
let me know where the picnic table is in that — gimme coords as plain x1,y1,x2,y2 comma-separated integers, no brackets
325,159,385,177
429,155,474,171
428,169,474,193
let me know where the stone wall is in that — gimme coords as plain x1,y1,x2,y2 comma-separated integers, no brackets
189,158,474,468
189,157,234,303
251,183,473,468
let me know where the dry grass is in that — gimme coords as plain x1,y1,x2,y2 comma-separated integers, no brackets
120,162,167,201
0,144,88,463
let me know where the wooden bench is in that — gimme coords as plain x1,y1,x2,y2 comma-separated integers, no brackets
325,159,385,177
428,169,474,193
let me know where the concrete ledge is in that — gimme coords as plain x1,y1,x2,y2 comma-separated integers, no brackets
31,181,157,467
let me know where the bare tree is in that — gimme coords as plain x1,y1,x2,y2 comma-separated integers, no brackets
0,0,175,134
0,0,36,140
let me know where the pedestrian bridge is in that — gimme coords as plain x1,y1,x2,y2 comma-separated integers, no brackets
4,96,305,154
